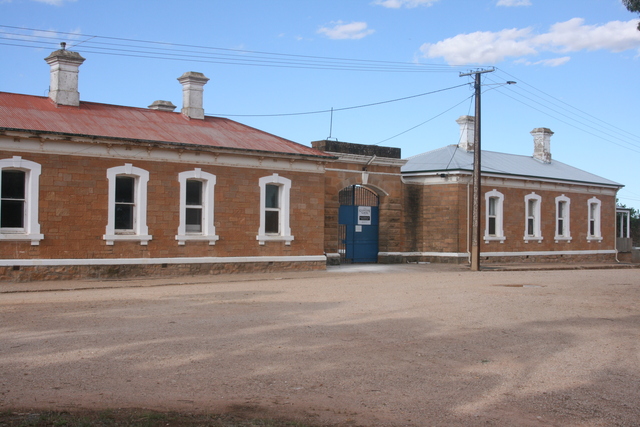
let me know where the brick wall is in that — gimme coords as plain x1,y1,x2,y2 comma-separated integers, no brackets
0,150,326,274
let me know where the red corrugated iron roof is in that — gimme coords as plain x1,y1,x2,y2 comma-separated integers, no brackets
0,92,332,158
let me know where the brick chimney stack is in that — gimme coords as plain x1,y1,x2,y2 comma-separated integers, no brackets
44,44,85,107
531,127,553,163
456,115,475,152
177,71,209,120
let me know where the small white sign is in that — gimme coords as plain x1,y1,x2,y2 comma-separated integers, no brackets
358,206,372,225
355,225,362,233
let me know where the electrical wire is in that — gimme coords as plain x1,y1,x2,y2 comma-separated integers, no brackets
0,25,471,73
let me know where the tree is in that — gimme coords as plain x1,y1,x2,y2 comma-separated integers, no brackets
623,0,640,30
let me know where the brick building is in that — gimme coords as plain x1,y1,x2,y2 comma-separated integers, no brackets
401,115,623,264
0,47,626,281
0,47,333,281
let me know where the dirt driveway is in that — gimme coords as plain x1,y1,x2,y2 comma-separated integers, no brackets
1,264,639,426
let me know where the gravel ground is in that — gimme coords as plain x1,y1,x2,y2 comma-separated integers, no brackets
1,264,639,426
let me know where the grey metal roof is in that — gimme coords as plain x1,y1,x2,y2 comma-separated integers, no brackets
402,145,622,187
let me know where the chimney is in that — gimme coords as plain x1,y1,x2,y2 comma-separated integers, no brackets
44,43,86,107
531,127,553,163
177,71,209,120
456,115,475,152
148,100,177,112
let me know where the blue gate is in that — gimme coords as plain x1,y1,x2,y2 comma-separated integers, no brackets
338,185,379,263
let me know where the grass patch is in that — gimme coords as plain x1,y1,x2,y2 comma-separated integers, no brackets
0,409,313,427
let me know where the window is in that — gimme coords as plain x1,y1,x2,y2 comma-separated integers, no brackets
0,157,43,245
587,197,602,241
257,174,293,245
176,169,218,245
104,164,152,245
484,189,505,242
555,195,571,242
524,193,542,242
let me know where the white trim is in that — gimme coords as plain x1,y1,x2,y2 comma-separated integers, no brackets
587,197,603,242
554,194,572,243
176,169,219,245
0,156,43,245
484,189,505,243
402,171,620,195
0,255,326,267
379,250,616,259
0,135,327,174
323,152,407,167
524,192,543,243
379,251,469,258
104,164,152,245
257,174,294,245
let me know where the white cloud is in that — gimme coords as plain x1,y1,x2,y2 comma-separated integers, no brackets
317,21,375,40
496,0,531,6
515,57,571,66
32,0,77,5
420,18,640,65
372,0,439,8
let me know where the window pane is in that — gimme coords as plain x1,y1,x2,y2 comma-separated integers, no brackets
265,184,279,208
115,176,135,203
528,199,536,216
1,200,24,228
488,197,496,216
115,204,134,230
186,180,203,206
1,170,26,200
265,210,279,234
590,203,597,220
527,218,534,236
558,219,564,236
590,220,595,236
558,201,564,218
488,217,496,236
185,207,202,232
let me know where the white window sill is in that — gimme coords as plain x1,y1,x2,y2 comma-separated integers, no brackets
484,235,505,243
524,237,543,243
176,234,219,245
103,234,153,246
257,234,294,246
587,236,603,242
554,236,572,243
0,233,44,246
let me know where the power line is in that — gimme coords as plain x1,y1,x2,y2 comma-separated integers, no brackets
0,25,471,73
212,83,469,117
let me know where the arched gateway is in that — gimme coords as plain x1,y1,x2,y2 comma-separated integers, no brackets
338,185,379,263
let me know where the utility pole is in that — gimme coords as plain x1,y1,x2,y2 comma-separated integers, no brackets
460,68,494,271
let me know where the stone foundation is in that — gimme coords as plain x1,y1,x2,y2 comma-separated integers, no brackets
0,261,326,283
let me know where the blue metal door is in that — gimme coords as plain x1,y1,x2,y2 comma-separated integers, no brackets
338,185,379,263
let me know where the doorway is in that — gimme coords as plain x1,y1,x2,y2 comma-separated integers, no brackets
338,185,379,263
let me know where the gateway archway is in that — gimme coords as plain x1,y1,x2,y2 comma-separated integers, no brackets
338,185,379,263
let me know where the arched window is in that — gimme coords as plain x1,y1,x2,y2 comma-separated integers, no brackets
176,169,218,245
257,173,293,245
524,193,543,242
587,197,602,242
555,195,571,242
104,164,152,245
0,156,43,245
484,189,505,243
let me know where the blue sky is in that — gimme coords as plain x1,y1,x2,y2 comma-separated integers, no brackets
2,0,640,208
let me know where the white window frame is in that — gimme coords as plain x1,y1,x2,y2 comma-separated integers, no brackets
0,156,43,245
554,194,572,242
524,192,543,243
176,169,218,245
104,164,152,245
587,197,602,242
257,173,294,245
484,189,505,243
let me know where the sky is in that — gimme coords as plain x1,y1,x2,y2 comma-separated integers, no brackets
1,0,640,208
